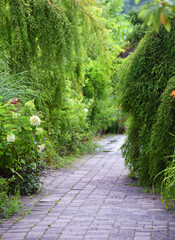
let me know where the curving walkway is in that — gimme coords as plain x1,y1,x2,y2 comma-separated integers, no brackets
0,135,175,240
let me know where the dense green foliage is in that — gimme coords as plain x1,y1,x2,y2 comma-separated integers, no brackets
0,176,21,218
123,0,150,13
0,54,37,101
0,0,99,156
138,0,175,32
159,151,175,208
126,11,147,45
0,0,131,217
0,0,127,154
118,21,175,189
0,0,174,215
0,98,48,193
83,0,132,134
99,0,132,46
0,0,99,110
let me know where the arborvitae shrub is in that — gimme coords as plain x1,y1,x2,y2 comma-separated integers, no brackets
119,20,175,185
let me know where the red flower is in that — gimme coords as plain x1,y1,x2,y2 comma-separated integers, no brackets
8,98,20,105
6,98,21,112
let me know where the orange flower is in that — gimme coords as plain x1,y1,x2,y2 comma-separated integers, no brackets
160,14,166,25
170,90,175,99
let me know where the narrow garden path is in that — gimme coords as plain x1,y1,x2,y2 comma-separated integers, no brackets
0,134,175,240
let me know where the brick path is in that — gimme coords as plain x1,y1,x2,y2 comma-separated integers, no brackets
0,134,175,240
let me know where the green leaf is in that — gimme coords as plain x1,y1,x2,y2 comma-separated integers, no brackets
135,0,140,4
23,126,32,131
3,124,11,129
164,18,171,31
9,168,23,179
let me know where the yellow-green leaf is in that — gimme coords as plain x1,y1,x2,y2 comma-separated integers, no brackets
135,0,140,4
164,18,171,32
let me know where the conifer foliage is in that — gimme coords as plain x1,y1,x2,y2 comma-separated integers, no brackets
119,20,175,189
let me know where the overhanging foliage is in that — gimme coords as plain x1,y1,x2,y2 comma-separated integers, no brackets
119,20,175,185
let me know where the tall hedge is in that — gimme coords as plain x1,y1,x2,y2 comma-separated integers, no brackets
119,20,175,185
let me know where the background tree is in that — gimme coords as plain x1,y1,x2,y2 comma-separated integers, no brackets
138,0,175,31
122,0,151,13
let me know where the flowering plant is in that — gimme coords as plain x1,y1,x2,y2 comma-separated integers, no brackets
0,98,47,194
170,90,175,100
30,115,41,126
7,133,16,142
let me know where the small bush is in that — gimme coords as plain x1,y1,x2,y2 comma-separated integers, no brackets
0,176,21,218
48,99,93,156
0,98,48,194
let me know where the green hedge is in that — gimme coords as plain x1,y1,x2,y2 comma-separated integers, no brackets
119,20,175,186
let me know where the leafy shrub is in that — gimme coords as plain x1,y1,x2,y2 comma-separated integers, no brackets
126,10,147,45
0,99,47,194
48,99,93,156
0,176,21,218
19,161,44,195
83,58,118,133
148,77,175,182
118,20,175,186
160,154,175,209
0,177,11,215
0,0,127,164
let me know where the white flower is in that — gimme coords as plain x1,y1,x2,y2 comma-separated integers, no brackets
38,144,45,152
30,115,41,126
36,128,44,135
84,108,88,113
7,133,15,142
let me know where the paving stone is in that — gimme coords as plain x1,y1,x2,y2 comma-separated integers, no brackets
2,233,26,238
134,237,151,240
41,233,59,240
59,238,83,240
84,238,108,240
0,135,175,240
1,237,21,240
